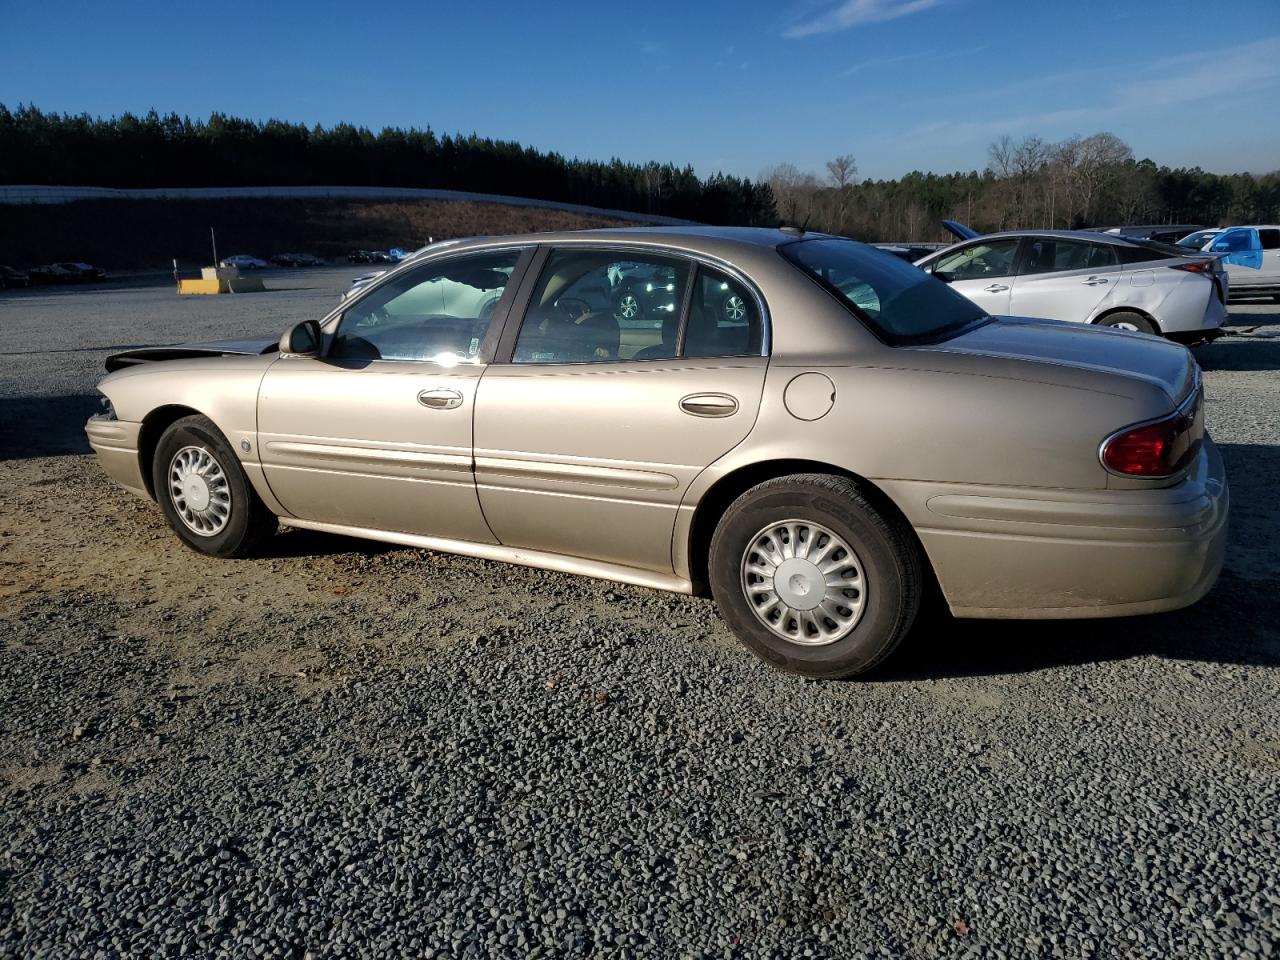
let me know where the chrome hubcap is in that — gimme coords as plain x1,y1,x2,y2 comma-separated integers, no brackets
169,445,231,536
1113,321,1139,331
741,519,867,646
618,294,640,319
724,295,746,321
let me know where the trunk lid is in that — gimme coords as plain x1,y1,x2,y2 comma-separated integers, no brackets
917,317,1198,405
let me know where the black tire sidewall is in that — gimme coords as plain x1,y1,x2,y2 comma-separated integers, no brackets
152,417,261,558
709,479,918,678
1099,312,1156,335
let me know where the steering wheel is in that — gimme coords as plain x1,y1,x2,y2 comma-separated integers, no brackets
353,305,390,328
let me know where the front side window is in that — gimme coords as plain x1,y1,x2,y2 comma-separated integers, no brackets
513,250,691,363
1020,238,1093,275
932,239,1020,281
1212,229,1256,253
784,238,988,345
1259,229,1280,251
331,251,521,362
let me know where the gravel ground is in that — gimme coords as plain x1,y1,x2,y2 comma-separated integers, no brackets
1,272,1278,959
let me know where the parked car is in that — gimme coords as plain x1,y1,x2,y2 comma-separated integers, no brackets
347,250,375,264
916,228,1228,342
85,227,1227,679
1177,226,1280,301
0,265,31,289
54,261,107,282
271,253,327,267
1100,224,1204,244
220,255,271,270
28,263,78,285
1176,229,1222,252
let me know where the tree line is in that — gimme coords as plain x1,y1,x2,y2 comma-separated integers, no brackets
763,133,1280,242
0,104,775,226
3,105,1277,241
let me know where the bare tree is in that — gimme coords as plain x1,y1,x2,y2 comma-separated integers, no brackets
760,162,821,225
825,154,858,189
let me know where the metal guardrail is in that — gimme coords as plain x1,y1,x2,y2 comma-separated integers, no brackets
0,184,695,225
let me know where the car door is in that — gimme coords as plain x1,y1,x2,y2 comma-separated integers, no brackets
257,248,531,541
926,238,1022,314
1258,228,1280,285
473,247,768,575
1210,228,1263,288
1008,238,1121,322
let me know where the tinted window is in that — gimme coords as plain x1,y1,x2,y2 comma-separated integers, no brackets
932,239,1020,281
1212,230,1256,253
1088,244,1118,268
784,238,988,346
513,250,691,363
1021,238,1093,275
1259,229,1280,250
1116,244,1166,264
683,268,762,359
331,251,520,362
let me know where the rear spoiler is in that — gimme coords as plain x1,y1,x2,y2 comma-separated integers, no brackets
942,220,981,241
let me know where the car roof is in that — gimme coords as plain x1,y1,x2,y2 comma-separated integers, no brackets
969,229,1144,246
423,226,817,259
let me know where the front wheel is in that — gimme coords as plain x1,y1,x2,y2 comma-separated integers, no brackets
152,415,277,558
708,474,922,679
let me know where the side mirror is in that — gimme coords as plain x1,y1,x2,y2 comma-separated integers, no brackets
933,270,954,283
281,319,321,357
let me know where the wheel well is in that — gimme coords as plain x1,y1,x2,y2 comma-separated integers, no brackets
685,459,922,597
136,405,202,499
1093,306,1161,334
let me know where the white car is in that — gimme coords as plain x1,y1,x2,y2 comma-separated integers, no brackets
219,255,272,270
1178,226,1280,301
915,230,1228,342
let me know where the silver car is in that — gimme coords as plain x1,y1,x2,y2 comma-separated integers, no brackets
1179,226,1280,300
916,230,1228,341
86,228,1229,678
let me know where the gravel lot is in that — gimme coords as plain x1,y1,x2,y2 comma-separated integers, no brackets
2,270,1278,958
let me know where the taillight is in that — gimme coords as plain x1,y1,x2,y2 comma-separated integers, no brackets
1169,260,1213,274
1101,387,1202,478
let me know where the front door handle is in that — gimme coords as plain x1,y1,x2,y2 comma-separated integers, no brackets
1082,276,1110,286
680,393,738,418
983,283,1009,293
417,388,463,410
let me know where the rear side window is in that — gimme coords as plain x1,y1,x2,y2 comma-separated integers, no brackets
784,238,988,346
1020,238,1093,275
1116,245,1166,264
1088,244,1118,268
1259,229,1280,250
683,268,761,359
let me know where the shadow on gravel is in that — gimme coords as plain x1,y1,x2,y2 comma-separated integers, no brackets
1196,338,1280,372
270,527,398,559
0,395,97,459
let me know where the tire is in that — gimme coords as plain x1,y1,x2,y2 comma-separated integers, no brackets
1097,312,1157,335
152,415,277,558
708,473,922,679
613,288,643,323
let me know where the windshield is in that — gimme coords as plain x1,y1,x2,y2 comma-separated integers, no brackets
782,237,988,345
1176,230,1217,249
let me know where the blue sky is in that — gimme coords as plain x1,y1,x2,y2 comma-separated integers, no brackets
2,0,1278,182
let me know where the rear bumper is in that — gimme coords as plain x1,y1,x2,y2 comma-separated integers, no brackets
881,436,1229,619
85,416,150,500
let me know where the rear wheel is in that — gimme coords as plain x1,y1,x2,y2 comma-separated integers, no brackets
708,474,922,679
152,415,276,558
1097,312,1157,335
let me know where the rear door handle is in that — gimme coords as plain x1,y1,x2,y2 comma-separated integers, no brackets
1082,276,1110,286
417,388,463,410
680,393,738,418
983,283,1009,293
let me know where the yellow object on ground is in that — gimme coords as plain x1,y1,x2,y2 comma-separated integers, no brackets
178,266,265,295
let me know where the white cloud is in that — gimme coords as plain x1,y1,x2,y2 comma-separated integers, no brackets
784,0,944,38
897,35,1280,146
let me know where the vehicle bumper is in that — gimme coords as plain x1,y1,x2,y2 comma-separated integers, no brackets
882,436,1229,619
85,415,150,500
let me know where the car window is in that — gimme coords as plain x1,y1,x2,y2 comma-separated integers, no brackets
330,251,520,362
784,238,988,346
1020,238,1093,275
1212,229,1255,253
1259,229,1280,250
1088,244,1118,268
932,239,1020,281
513,250,691,363
1176,230,1216,249
683,267,762,359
